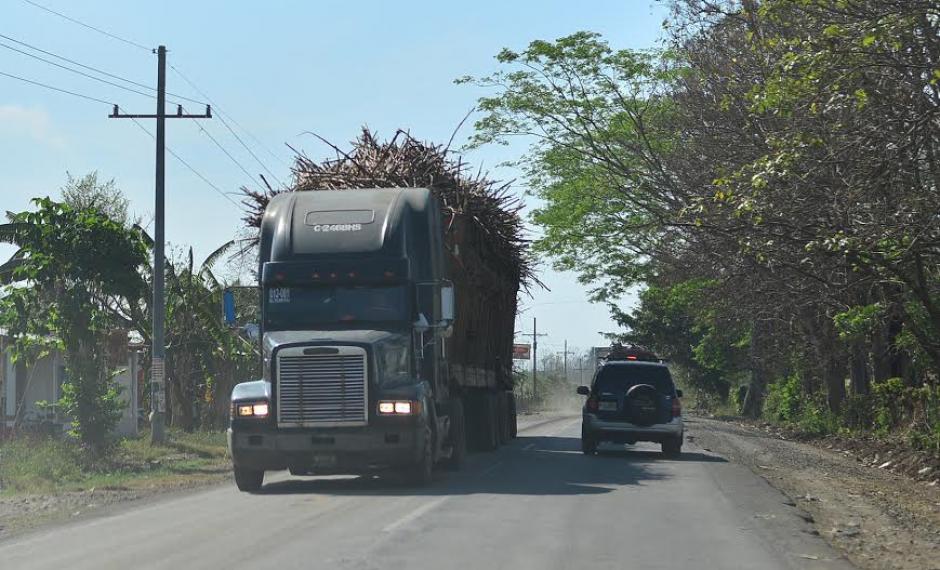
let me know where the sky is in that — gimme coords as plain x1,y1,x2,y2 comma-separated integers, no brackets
0,0,668,357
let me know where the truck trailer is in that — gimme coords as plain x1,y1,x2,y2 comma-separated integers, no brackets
227,187,519,491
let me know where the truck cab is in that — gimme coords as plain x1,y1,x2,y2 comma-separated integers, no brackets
228,188,464,491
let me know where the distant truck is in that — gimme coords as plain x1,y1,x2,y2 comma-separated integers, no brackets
228,188,519,491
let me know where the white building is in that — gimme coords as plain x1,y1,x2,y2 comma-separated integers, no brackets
0,330,141,437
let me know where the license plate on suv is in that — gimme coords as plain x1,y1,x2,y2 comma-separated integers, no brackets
598,401,617,411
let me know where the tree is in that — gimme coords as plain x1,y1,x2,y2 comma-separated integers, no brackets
466,1,939,422
161,244,259,431
459,32,682,303
60,171,133,226
0,198,148,451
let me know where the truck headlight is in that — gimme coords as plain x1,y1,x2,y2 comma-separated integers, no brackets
377,400,420,415
232,400,270,419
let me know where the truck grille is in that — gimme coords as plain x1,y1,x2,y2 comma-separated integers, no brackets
276,346,368,427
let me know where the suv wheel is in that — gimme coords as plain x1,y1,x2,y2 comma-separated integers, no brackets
581,425,598,455
661,436,682,457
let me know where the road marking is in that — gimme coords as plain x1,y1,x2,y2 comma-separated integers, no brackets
522,443,535,451
382,497,448,533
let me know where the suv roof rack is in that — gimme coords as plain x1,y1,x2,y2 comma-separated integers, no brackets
602,344,665,363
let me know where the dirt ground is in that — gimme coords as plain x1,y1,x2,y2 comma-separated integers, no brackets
0,454,232,538
689,417,940,570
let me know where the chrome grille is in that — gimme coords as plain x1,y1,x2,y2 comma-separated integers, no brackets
276,347,368,427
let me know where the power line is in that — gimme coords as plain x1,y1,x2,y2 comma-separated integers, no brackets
215,108,286,187
21,0,152,52
170,64,291,172
0,68,113,105
0,32,206,106
0,39,160,101
183,111,260,188
128,117,241,208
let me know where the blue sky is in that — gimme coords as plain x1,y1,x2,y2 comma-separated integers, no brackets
0,0,668,356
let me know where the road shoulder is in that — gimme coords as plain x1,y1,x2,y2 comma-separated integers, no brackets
688,416,940,570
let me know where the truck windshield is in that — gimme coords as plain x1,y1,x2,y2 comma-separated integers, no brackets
264,285,409,329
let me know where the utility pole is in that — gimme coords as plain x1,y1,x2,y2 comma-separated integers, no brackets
519,317,547,401
561,340,578,384
109,45,211,444
563,339,568,384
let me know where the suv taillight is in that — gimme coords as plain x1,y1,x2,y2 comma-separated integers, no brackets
586,398,598,412
672,396,682,418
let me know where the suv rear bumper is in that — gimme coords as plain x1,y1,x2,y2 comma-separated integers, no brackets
583,413,683,444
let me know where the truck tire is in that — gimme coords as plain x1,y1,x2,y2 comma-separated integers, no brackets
508,392,518,439
234,466,264,492
442,399,466,471
466,392,498,452
496,392,509,445
404,423,434,486
481,393,499,451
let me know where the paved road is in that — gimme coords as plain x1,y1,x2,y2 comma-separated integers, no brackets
1,416,853,570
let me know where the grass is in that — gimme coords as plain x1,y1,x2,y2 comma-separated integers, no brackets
0,430,230,496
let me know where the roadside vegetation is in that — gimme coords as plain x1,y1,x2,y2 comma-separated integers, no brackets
463,0,940,457
0,174,255,492
0,429,228,495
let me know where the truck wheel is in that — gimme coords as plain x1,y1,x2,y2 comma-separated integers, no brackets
404,423,434,486
508,393,518,439
442,399,466,471
496,392,509,445
234,466,264,492
480,393,499,451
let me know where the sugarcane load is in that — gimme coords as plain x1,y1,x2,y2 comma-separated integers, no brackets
227,128,535,491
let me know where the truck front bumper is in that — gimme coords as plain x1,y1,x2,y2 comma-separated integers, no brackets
228,423,424,474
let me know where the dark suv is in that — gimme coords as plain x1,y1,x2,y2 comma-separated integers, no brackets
576,354,684,456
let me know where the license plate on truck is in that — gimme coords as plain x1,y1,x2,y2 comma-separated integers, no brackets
311,454,337,468
598,401,617,411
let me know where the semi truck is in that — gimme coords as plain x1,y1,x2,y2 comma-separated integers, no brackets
227,187,519,491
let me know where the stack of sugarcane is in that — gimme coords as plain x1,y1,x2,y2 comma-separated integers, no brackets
241,128,539,384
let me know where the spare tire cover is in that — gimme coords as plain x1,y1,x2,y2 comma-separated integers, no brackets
624,384,660,426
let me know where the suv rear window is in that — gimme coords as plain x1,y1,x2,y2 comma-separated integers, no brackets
593,365,675,395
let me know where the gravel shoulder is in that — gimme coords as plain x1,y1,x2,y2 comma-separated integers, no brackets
688,416,940,570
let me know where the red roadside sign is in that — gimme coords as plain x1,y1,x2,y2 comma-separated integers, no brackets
512,343,531,360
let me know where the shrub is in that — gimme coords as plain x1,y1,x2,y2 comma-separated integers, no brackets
763,373,803,423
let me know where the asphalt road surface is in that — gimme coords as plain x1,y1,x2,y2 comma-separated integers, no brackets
0,416,854,570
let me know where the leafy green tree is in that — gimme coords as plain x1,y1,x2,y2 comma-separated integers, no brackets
460,32,681,303
467,2,939,422
0,198,148,451
615,279,748,403
162,244,259,431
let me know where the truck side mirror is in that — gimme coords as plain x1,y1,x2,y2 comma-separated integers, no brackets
413,313,430,334
576,386,590,396
676,389,684,398
440,281,455,323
